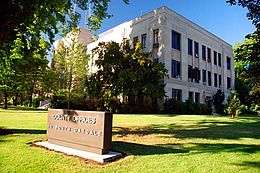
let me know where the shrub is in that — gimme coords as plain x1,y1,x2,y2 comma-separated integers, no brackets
225,91,241,118
163,98,183,114
163,98,212,115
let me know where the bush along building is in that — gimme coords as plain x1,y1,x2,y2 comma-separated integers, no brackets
87,6,234,105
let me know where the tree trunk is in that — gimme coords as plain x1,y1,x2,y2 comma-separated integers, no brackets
3,91,8,109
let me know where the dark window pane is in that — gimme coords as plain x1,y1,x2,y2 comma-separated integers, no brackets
172,89,182,101
171,60,181,78
141,34,147,48
207,47,211,63
203,69,207,83
194,41,199,58
227,77,231,89
214,51,217,65
172,30,181,50
214,73,218,87
195,92,200,103
188,38,193,56
218,53,222,67
202,45,206,60
208,71,212,86
219,75,222,87
227,57,231,70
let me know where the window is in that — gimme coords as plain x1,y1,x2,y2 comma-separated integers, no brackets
202,45,206,60
172,89,182,101
188,38,193,56
218,53,222,67
133,36,139,47
202,69,207,84
208,71,212,86
227,57,231,70
189,66,200,83
153,29,159,47
141,34,147,48
171,60,181,78
195,92,200,104
214,51,217,65
214,73,218,87
219,74,222,87
188,65,193,82
194,41,199,57
227,77,231,89
189,91,194,102
194,67,200,83
172,30,181,50
207,47,211,63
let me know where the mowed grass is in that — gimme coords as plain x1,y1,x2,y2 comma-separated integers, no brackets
0,109,260,173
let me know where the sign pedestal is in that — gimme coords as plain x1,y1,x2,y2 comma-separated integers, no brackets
35,141,122,163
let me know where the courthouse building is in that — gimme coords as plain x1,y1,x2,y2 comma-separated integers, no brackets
86,6,235,103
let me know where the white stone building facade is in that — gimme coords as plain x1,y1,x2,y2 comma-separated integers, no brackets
87,6,235,104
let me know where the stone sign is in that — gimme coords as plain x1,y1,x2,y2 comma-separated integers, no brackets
47,109,113,155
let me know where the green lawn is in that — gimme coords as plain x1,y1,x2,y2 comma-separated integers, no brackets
0,109,260,173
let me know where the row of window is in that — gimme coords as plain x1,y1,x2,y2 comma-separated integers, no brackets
134,29,160,49
135,29,232,71
171,60,231,89
172,30,232,70
172,89,200,103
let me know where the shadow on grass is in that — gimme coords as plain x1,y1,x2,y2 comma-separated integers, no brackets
0,128,46,136
113,117,260,140
235,161,260,169
112,141,260,157
184,143,260,154
112,141,189,156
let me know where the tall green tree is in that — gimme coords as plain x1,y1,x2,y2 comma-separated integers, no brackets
52,28,89,109
233,31,260,103
227,0,260,104
86,40,167,111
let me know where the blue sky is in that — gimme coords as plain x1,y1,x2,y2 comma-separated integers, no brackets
80,0,255,45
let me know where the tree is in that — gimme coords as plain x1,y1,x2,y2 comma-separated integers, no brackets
52,28,89,109
227,0,260,104
86,40,167,111
233,30,260,104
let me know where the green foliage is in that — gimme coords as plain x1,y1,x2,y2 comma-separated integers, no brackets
51,28,89,109
86,40,167,111
213,90,225,114
225,91,241,118
228,0,260,105
233,30,260,104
